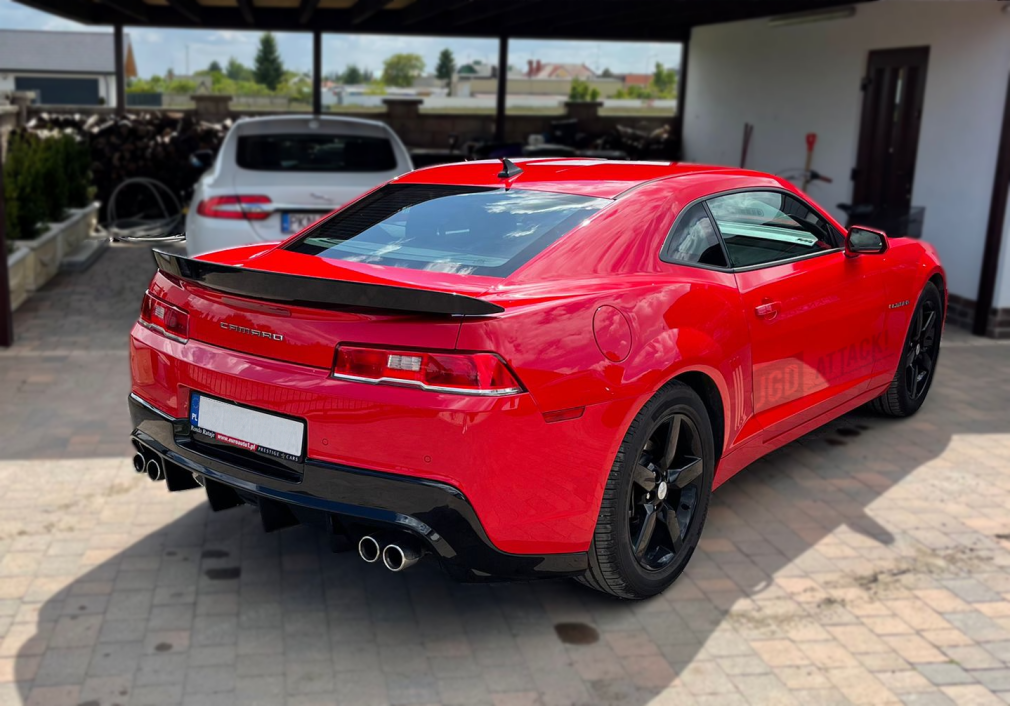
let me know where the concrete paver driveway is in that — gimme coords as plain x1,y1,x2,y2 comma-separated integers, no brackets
2,243,1010,706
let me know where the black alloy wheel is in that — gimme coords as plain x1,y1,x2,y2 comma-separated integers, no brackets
871,281,943,418
905,297,940,401
628,411,705,572
580,381,715,599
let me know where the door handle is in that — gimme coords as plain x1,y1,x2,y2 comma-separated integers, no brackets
755,301,780,320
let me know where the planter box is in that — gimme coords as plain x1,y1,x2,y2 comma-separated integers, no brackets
6,245,32,311
14,223,61,292
13,202,99,292
59,203,99,254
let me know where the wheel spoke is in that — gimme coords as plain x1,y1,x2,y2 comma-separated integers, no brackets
658,415,681,471
662,506,684,552
633,505,657,558
669,457,703,489
922,310,935,339
633,464,657,492
914,353,933,398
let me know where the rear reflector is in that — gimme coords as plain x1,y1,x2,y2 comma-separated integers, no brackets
542,407,585,423
140,291,190,342
196,195,271,221
332,345,523,396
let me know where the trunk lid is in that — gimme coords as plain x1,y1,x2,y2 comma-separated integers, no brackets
232,173,385,242
155,249,501,369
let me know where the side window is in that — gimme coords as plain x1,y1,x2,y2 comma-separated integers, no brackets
707,191,840,268
663,203,728,268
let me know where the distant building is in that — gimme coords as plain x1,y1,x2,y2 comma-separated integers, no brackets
621,73,653,89
458,61,496,79
0,29,137,107
526,60,596,80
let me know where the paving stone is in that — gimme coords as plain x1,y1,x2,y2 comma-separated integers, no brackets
915,662,977,686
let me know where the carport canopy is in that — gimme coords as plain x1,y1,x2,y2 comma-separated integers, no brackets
0,0,867,347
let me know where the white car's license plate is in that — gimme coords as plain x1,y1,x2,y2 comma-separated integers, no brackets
190,393,305,462
281,212,326,234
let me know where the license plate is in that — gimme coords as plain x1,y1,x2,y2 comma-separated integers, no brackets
190,393,305,462
281,212,326,234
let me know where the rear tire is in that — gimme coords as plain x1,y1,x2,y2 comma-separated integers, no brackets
579,381,715,599
870,281,943,418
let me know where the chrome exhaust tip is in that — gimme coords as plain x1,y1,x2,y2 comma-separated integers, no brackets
358,535,381,563
132,453,146,473
146,457,165,482
382,542,421,572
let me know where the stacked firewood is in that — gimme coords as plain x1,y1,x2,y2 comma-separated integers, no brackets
22,111,231,220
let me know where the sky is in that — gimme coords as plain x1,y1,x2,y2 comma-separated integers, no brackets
0,0,682,79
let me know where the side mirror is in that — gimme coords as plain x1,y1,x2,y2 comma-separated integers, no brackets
190,149,214,169
845,225,888,256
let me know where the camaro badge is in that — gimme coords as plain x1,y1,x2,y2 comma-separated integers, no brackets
220,322,284,341
889,300,910,309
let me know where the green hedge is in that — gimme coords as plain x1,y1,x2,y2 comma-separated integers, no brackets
4,131,92,243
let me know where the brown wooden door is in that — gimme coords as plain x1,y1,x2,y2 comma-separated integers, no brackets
852,47,930,211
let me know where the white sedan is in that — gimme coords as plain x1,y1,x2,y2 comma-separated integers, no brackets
185,115,414,256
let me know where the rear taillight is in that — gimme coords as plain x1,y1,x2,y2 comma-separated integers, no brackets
332,345,523,396
196,195,271,221
140,292,190,343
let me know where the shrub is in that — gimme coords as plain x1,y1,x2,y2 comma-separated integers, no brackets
569,77,600,102
3,133,45,241
3,130,92,241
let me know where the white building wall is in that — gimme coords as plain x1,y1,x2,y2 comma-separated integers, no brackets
684,2,1010,307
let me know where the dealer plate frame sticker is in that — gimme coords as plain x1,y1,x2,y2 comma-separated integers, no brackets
190,393,305,463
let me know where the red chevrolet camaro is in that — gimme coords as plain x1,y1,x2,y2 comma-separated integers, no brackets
129,158,945,598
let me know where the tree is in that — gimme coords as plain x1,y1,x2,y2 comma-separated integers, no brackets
208,60,223,73
166,78,198,94
651,61,677,97
254,32,285,91
435,48,455,84
569,77,600,102
226,57,254,82
342,64,364,85
601,67,614,78
381,53,424,88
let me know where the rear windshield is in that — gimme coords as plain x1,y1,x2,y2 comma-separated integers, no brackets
236,133,397,172
286,184,609,277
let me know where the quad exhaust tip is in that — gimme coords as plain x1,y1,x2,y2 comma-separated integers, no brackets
358,535,381,563
145,457,165,482
132,453,146,473
382,542,421,572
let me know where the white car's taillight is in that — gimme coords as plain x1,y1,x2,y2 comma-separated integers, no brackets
196,195,272,221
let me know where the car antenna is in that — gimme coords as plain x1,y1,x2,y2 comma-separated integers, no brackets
497,157,523,180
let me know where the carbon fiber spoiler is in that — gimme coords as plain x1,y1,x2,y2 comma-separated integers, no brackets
152,250,504,316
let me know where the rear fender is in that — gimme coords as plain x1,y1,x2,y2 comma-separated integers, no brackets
457,285,747,479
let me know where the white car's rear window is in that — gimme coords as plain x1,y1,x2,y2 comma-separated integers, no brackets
286,184,608,277
236,133,397,172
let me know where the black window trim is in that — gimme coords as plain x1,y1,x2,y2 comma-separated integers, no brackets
659,186,844,273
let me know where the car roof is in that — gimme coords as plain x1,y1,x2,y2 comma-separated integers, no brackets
397,158,751,199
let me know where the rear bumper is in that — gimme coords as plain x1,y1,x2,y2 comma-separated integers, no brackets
130,324,623,554
129,394,587,581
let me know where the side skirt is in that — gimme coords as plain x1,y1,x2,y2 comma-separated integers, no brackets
713,382,890,488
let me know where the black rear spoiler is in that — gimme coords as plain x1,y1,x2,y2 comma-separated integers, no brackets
152,250,504,316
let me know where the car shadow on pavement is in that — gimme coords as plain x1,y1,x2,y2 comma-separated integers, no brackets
12,336,1009,706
